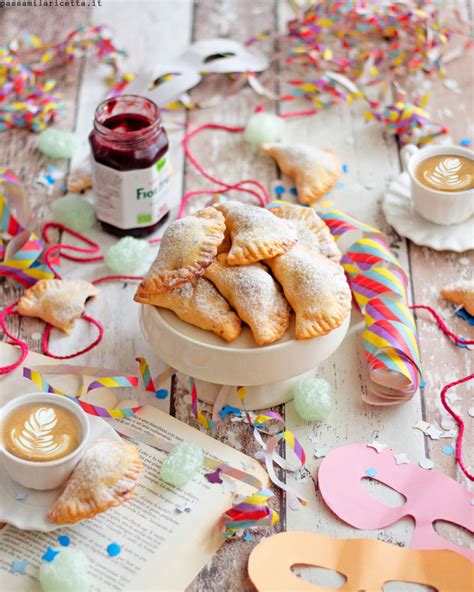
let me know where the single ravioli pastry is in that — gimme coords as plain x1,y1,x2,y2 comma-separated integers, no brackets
266,245,351,339
136,277,241,342
441,282,474,316
261,143,341,204
135,207,225,297
17,279,99,334
48,440,143,525
216,201,297,266
204,254,290,346
270,203,341,262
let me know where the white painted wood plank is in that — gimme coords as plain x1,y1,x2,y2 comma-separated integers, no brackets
275,0,426,568
50,1,194,412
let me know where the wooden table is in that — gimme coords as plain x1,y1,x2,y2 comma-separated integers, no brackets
1,2,473,590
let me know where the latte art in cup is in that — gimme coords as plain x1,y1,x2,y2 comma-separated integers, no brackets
2,403,81,462
415,155,474,192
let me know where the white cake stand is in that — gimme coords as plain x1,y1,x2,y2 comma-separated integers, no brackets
140,305,350,410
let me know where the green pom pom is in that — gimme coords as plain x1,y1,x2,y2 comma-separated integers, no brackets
292,376,332,422
52,194,96,232
39,549,90,592
105,236,153,275
38,129,80,160
243,113,285,151
160,441,204,487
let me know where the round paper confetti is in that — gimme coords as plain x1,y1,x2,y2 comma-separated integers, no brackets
442,444,455,456
57,535,70,547
106,543,121,558
364,467,377,478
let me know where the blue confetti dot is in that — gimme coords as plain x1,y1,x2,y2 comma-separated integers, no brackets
342,164,349,173
459,137,471,147
57,535,70,547
420,380,427,389
335,181,345,189
155,389,168,399
365,467,377,478
10,559,28,575
107,543,121,557
42,547,60,562
442,444,455,456
243,531,255,541
289,187,298,196
274,185,285,196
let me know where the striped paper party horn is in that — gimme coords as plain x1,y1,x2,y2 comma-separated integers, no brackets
320,209,382,240
23,366,144,419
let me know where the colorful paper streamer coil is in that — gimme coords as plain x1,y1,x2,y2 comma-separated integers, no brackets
0,170,60,285
320,208,421,404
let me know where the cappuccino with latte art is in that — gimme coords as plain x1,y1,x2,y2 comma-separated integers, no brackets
414,154,473,192
2,403,81,462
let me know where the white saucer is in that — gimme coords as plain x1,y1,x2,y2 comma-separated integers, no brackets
0,415,120,532
382,172,474,252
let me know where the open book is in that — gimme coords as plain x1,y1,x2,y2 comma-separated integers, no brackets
0,344,267,591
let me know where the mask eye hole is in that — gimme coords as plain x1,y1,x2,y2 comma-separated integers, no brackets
291,565,347,589
383,581,437,591
204,52,236,63
433,519,473,549
150,73,181,90
361,477,407,508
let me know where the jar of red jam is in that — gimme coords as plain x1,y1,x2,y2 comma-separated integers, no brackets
90,95,171,237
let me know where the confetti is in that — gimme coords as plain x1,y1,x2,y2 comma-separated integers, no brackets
442,444,455,456
243,531,255,542
0,25,127,132
413,420,430,434
459,137,471,147
36,165,65,194
219,404,242,420
314,447,328,459
368,441,386,453
57,535,70,547
10,559,28,575
252,1,467,144
15,491,28,501
205,468,223,484
425,425,443,440
106,543,121,558
419,458,434,470
394,453,409,465
342,163,349,174
42,547,60,562
364,467,377,477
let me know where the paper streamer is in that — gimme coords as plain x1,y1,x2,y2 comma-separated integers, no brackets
320,209,421,404
0,170,60,285
22,358,169,419
224,488,278,538
190,380,307,510
136,356,172,400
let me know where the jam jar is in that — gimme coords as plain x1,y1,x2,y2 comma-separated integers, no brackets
90,95,171,237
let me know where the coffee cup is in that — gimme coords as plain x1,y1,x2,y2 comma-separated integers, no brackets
0,393,90,490
400,144,473,225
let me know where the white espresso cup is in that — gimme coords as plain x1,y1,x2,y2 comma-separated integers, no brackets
400,144,474,225
0,392,90,490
